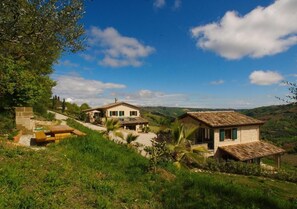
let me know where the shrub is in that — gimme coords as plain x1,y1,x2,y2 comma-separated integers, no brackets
0,110,15,134
142,126,150,133
144,140,172,172
199,159,297,183
44,112,55,121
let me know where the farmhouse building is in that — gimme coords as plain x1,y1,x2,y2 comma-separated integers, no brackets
179,111,285,167
83,101,148,132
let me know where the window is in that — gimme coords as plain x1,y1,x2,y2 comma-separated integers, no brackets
205,128,210,139
225,129,232,139
219,128,237,141
219,129,225,141
232,128,238,140
94,112,100,119
119,111,124,116
130,111,138,116
110,111,118,116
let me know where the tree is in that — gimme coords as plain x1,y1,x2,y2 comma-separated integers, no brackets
0,0,85,112
166,122,207,169
103,118,122,140
125,133,139,144
0,0,85,62
66,102,80,118
277,81,297,105
62,99,66,113
80,103,90,111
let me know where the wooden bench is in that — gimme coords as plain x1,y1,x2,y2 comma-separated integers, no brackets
72,129,86,136
35,131,47,143
35,131,55,143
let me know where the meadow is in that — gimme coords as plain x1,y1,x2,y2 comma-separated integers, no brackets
0,120,296,208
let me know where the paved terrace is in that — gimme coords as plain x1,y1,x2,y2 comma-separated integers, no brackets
49,111,156,156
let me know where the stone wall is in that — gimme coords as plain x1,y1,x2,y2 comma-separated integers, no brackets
15,107,35,133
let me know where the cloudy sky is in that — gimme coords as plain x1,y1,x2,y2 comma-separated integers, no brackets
53,0,297,108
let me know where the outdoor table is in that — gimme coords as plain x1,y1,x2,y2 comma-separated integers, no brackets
49,125,74,140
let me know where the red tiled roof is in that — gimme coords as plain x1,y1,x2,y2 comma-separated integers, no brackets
83,102,140,112
218,141,285,161
182,111,264,127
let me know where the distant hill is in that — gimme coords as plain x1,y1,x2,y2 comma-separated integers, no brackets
141,106,233,118
240,104,297,145
140,106,233,127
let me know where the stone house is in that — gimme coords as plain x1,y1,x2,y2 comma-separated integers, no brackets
179,111,285,167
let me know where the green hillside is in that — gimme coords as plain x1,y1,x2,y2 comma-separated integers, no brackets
240,104,297,144
141,106,233,118
0,120,296,208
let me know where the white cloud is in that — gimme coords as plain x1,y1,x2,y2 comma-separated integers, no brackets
111,89,186,106
249,70,283,85
53,75,126,105
99,57,142,68
154,0,165,8
65,98,74,103
79,53,95,61
154,0,181,10
88,27,155,67
210,80,224,85
53,79,284,108
173,0,181,9
191,0,297,59
57,60,79,67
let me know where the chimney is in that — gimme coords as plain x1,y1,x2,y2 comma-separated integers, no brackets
115,98,118,103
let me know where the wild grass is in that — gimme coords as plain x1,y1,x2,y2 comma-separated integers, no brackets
0,120,296,208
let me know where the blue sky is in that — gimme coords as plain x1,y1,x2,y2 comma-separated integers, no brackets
53,0,297,108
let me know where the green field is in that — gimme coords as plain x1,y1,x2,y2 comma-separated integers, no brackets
0,120,296,209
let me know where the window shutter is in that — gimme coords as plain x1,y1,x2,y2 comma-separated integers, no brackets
232,128,237,140
219,129,225,141
109,111,112,116
210,129,214,140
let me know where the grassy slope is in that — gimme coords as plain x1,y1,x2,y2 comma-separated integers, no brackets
0,120,296,209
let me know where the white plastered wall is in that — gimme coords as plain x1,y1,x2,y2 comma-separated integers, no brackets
214,125,260,153
106,104,140,118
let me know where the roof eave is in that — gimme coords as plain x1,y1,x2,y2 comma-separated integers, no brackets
212,122,264,128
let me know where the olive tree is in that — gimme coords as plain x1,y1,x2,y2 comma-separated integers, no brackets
0,0,85,111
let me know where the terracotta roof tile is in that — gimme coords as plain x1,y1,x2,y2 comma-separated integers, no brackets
83,102,140,112
219,141,285,161
186,111,264,127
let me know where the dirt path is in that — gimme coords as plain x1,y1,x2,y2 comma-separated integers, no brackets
49,111,156,152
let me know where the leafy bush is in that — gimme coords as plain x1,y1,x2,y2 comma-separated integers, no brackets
144,140,172,172
0,110,15,134
142,126,150,133
199,159,297,183
44,112,55,121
